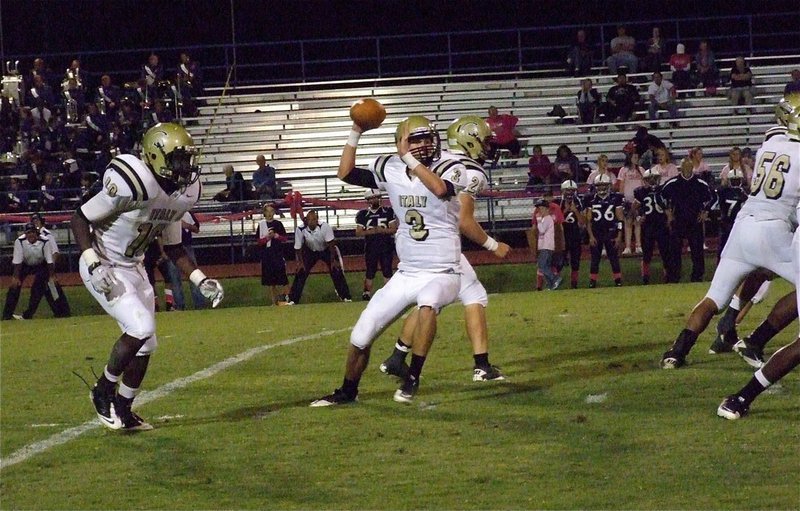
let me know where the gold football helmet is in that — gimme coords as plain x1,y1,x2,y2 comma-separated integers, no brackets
775,93,800,141
395,115,440,165
141,122,200,186
447,115,493,163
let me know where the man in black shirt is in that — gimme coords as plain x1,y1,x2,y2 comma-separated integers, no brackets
355,189,397,301
660,158,714,283
606,71,640,125
633,169,670,284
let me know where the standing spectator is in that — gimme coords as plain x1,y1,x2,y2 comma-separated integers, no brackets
181,211,206,309
695,40,719,95
533,199,561,290
632,169,670,284
689,146,713,183
256,203,290,306
729,57,755,113
617,151,645,255
526,145,554,191
586,153,618,188
606,26,638,74
288,210,352,304
643,27,666,73
2,223,62,320
576,78,602,128
651,147,679,183
585,175,624,287
28,75,56,109
720,146,753,187
141,53,163,88
552,144,581,183
669,44,693,91
557,180,585,288
660,158,714,283
647,71,678,127
97,75,121,118
252,154,277,200
213,164,248,202
485,106,521,159
740,147,755,174
783,69,800,95
716,169,748,258
143,238,185,312
355,189,397,301
606,71,640,126
566,29,593,77
176,52,202,117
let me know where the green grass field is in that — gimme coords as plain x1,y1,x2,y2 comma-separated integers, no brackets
1,261,799,509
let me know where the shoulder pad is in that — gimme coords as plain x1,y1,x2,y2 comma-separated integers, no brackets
106,155,158,201
372,155,393,183
431,158,463,177
765,125,788,141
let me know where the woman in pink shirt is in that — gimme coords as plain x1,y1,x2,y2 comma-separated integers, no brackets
651,147,678,183
617,151,645,255
719,146,752,187
526,145,554,191
534,199,561,290
689,147,713,183
586,154,618,188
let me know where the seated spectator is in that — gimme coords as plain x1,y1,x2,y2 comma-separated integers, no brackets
213,164,249,202
741,147,755,172
729,56,755,113
647,71,678,127
141,53,164,88
586,154,618,188
606,71,640,125
252,154,277,200
689,146,713,184
97,75,121,117
566,29,593,77
146,100,174,125
576,78,602,128
695,40,719,95
720,146,753,187
526,145,554,191
552,144,581,183
27,75,55,109
784,69,800,95
669,44,692,91
651,147,679,183
643,27,666,73
485,106,521,159
38,171,61,211
0,177,29,213
606,26,638,74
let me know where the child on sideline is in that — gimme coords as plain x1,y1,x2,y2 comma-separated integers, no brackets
535,199,561,290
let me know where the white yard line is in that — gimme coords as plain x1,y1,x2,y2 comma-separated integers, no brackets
0,327,350,472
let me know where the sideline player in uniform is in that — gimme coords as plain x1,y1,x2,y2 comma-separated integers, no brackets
661,95,800,369
355,189,397,301
379,115,511,382
311,115,468,406
558,180,585,289
71,123,223,430
632,168,669,285
716,168,748,258
586,174,624,288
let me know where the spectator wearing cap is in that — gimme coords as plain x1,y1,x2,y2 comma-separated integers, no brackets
256,203,290,305
2,223,69,320
669,44,692,91
533,199,561,290
784,69,800,95
355,189,397,301
288,210,352,304
606,26,638,74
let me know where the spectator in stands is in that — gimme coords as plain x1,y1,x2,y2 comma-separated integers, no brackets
720,146,752,187
606,71,640,126
625,126,665,170
552,144,581,183
176,51,202,116
689,146,713,184
97,75,121,118
485,106,521,160
141,53,163,88
222,164,249,202
1,177,28,213
669,44,692,91
616,151,645,255
252,154,277,200
256,203,290,306
30,99,52,129
728,56,755,113
651,147,679,183
606,26,638,74
526,145,554,191
566,29,593,77
741,147,755,173
288,209,352,304
84,102,109,150
784,69,800,95
28,75,55,109
576,78,602,129
695,40,719,95
647,71,678,127
147,100,174,125
586,153,617,188
38,172,61,211
643,27,666,73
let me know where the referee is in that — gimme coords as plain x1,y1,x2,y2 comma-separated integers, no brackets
660,158,714,283
355,189,397,301
2,223,64,320
288,210,352,304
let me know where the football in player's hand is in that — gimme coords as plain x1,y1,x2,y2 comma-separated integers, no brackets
350,98,386,131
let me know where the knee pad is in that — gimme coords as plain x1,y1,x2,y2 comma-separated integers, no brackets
350,309,386,350
136,334,158,356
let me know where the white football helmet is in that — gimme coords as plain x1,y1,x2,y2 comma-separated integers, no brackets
594,173,613,197
560,179,578,198
642,168,660,186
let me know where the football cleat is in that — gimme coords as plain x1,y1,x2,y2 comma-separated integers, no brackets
717,395,749,420
379,356,410,379
393,377,419,404
342,298,352,303
734,338,765,368
708,334,735,354
660,350,686,369
309,388,357,407
361,291,371,301
91,384,122,430
473,365,506,381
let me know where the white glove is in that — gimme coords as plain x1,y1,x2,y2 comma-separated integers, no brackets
90,264,118,294
199,278,224,308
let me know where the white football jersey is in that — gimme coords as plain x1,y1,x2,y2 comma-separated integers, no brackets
739,128,800,226
79,154,200,267
369,154,468,272
438,150,489,217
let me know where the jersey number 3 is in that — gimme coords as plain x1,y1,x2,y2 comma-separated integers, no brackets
405,209,429,241
751,151,791,200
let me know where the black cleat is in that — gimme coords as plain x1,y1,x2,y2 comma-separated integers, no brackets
734,338,765,369
660,349,686,369
379,356,409,379
361,291,371,301
310,387,357,407
588,280,597,289
708,334,735,354
115,397,153,431
91,384,122,430
473,365,506,381
717,395,749,420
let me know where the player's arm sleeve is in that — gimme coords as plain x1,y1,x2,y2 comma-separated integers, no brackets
77,169,135,223
11,239,22,264
341,167,379,189
161,220,183,247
